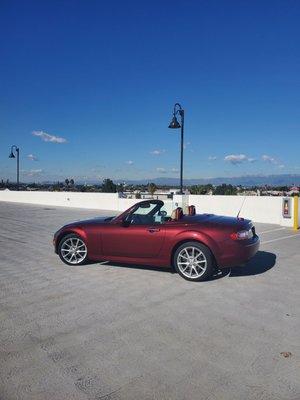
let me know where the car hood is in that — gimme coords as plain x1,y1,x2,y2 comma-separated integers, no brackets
63,216,114,228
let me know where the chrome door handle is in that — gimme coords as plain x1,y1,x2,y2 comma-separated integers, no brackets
148,227,160,233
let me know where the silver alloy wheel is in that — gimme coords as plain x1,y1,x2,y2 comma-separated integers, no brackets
60,237,87,265
177,246,207,279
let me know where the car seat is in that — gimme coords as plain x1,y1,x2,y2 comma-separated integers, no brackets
188,205,196,215
170,207,183,221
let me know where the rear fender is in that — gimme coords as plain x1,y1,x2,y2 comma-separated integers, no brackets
171,230,221,263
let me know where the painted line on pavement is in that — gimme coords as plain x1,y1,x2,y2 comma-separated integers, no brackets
261,233,300,245
259,227,286,234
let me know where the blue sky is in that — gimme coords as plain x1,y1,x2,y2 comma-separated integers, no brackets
1,0,300,183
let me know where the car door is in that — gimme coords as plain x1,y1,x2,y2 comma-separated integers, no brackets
101,222,165,258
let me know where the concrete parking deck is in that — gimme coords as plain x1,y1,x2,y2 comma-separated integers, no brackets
0,202,299,400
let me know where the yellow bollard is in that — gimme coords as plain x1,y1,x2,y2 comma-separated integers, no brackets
293,195,299,231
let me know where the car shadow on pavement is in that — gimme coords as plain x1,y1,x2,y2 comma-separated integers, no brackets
211,251,277,281
230,250,277,277
94,251,276,280
97,261,174,274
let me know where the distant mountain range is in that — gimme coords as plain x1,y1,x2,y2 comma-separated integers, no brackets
39,174,300,187
117,174,300,187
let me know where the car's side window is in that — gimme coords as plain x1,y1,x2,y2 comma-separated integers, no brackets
130,203,156,225
130,214,153,225
129,203,167,225
152,209,168,224
132,203,156,216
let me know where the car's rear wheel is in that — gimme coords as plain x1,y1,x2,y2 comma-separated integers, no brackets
173,241,214,281
58,234,88,266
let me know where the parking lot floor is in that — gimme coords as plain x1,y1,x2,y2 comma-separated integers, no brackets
0,201,299,400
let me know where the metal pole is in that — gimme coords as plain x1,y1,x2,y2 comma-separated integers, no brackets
169,103,185,195
16,148,19,191
180,109,184,195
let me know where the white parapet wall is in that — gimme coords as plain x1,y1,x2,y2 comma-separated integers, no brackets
0,190,296,227
0,190,175,214
0,190,119,211
188,195,294,227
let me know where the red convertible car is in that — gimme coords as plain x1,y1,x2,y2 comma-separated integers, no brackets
53,200,259,281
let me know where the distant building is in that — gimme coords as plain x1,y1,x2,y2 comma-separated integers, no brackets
290,185,299,192
288,185,299,196
122,188,190,200
238,190,259,196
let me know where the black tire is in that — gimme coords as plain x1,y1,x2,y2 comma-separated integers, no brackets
58,233,88,266
173,241,214,281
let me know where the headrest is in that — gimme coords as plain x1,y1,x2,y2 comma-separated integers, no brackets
188,205,196,215
171,207,183,221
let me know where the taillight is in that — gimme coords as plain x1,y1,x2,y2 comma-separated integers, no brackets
230,229,253,240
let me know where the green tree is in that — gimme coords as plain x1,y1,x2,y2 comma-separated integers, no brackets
102,178,117,193
65,178,69,187
148,182,157,198
116,183,124,193
214,184,237,195
190,184,213,195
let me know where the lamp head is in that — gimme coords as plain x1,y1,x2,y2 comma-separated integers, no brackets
168,115,181,129
9,151,15,159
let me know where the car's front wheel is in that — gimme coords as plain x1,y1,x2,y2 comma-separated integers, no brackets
58,233,88,266
173,241,214,281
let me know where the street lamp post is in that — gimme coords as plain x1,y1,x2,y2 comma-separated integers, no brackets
168,103,185,194
9,145,20,191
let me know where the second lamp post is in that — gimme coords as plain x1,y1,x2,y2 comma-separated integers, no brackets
168,103,185,194
9,145,20,191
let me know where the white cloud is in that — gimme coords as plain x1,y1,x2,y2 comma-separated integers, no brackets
224,154,249,164
262,154,278,164
22,169,43,177
278,164,285,169
184,142,194,152
208,156,217,161
27,154,39,161
150,149,166,155
32,130,67,143
170,167,179,173
156,167,167,173
125,160,134,165
248,158,257,163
